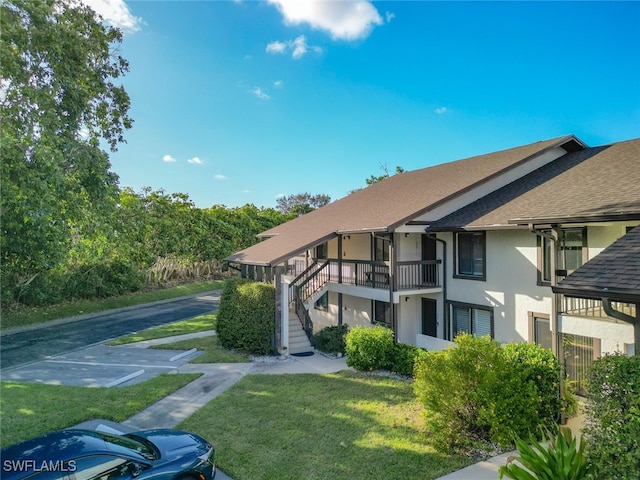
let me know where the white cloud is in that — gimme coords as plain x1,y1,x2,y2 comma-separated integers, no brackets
243,189,251,193
187,156,204,165
268,0,383,41
434,107,450,114
266,41,287,54
81,0,143,34
385,11,396,23
162,154,176,163
251,87,270,100
266,35,322,60
214,174,228,181
274,80,284,88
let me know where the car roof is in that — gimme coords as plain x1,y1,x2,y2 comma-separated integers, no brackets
2,430,111,462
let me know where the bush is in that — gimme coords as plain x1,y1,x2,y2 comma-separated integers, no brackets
413,334,561,453
583,353,640,479
216,277,275,355
499,427,590,480
313,324,348,354
345,325,394,371
14,259,145,306
390,342,425,377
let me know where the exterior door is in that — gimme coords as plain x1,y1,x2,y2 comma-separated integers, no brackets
421,235,437,286
422,298,437,337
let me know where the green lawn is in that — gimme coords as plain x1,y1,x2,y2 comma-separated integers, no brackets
109,312,218,345
179,371,472,480
1,280,226,330
151,335,251,363
0,374,200,447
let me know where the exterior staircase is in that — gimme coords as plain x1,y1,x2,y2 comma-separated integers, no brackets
288,310,314,355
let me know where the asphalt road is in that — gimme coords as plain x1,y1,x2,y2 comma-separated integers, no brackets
0,292,220,370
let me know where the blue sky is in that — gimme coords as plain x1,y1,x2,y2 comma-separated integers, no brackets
87,1,640,209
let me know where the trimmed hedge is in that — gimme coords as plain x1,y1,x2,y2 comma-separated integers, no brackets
345,325,395,371
344,325,425,376
583,353,640,479
216,277,275,355
313,324,348,354
414,334,561,453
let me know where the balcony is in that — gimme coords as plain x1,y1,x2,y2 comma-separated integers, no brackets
561,296,637,319
291,258,441,304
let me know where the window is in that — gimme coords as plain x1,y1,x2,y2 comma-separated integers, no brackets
314,292,328,311
374,236,390,262
560,333,599,395
450,303,492,339
373,300,391,326
315,242,328,259
539,228,587,284
455,231,485,279
532,315,552,350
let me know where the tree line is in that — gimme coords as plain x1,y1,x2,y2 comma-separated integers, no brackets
0,0,293,309
0,0,402,310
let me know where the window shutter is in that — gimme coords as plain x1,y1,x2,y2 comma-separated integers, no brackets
453,306,471,335
474,309,492,336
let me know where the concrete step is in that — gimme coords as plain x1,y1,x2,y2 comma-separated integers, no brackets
288,316,313,355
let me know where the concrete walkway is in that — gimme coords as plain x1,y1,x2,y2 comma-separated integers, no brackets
75,332,584,480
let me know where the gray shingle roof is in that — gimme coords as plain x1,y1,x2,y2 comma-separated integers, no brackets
226,135,578,266
429,138,640,230
553,226,640,303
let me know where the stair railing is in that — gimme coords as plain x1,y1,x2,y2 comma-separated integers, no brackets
292,287,314,343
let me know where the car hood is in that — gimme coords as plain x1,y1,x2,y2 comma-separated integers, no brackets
130,430,211,461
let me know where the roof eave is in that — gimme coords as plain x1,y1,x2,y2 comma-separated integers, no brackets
508,212,640,226
552,285,640,304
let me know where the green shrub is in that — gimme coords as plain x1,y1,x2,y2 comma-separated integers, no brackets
345,325,394,371
413,334,561,453
494,342,561,443
216,277,275,355
313,324,348,354
390,342,425,377
499,427,590,480
14,259,145,306
583,353,640,479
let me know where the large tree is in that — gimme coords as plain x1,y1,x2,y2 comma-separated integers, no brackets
275,193,331,216
1,0,132,301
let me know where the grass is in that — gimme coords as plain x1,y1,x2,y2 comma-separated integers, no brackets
0,374,201,448
179,371,472,480
1,279,226,331
108,312,218,345
151,335,251,363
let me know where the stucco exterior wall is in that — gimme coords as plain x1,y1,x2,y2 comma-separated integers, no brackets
444,229,552,344
559,315,635,355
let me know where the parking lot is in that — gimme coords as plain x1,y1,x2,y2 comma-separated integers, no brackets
2,342,204,387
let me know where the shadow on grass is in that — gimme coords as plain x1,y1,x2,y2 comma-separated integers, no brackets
179,371,471,480
1,373,200,448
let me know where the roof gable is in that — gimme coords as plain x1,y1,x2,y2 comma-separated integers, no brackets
429,138,640,231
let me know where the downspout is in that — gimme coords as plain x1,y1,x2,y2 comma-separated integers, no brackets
529,224,560,356
338,234,343,326
602,298,639,356
390,233,397,340
529,224,564,423
427,232,447,340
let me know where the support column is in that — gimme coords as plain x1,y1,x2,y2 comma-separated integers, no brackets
280,275,290,353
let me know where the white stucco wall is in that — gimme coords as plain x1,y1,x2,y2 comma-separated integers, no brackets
444,229,552,344
559,315,635,355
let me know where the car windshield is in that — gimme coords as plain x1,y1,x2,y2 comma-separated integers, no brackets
95,432,157,461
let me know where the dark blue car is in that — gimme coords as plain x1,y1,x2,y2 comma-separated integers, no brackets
1,429,215,480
